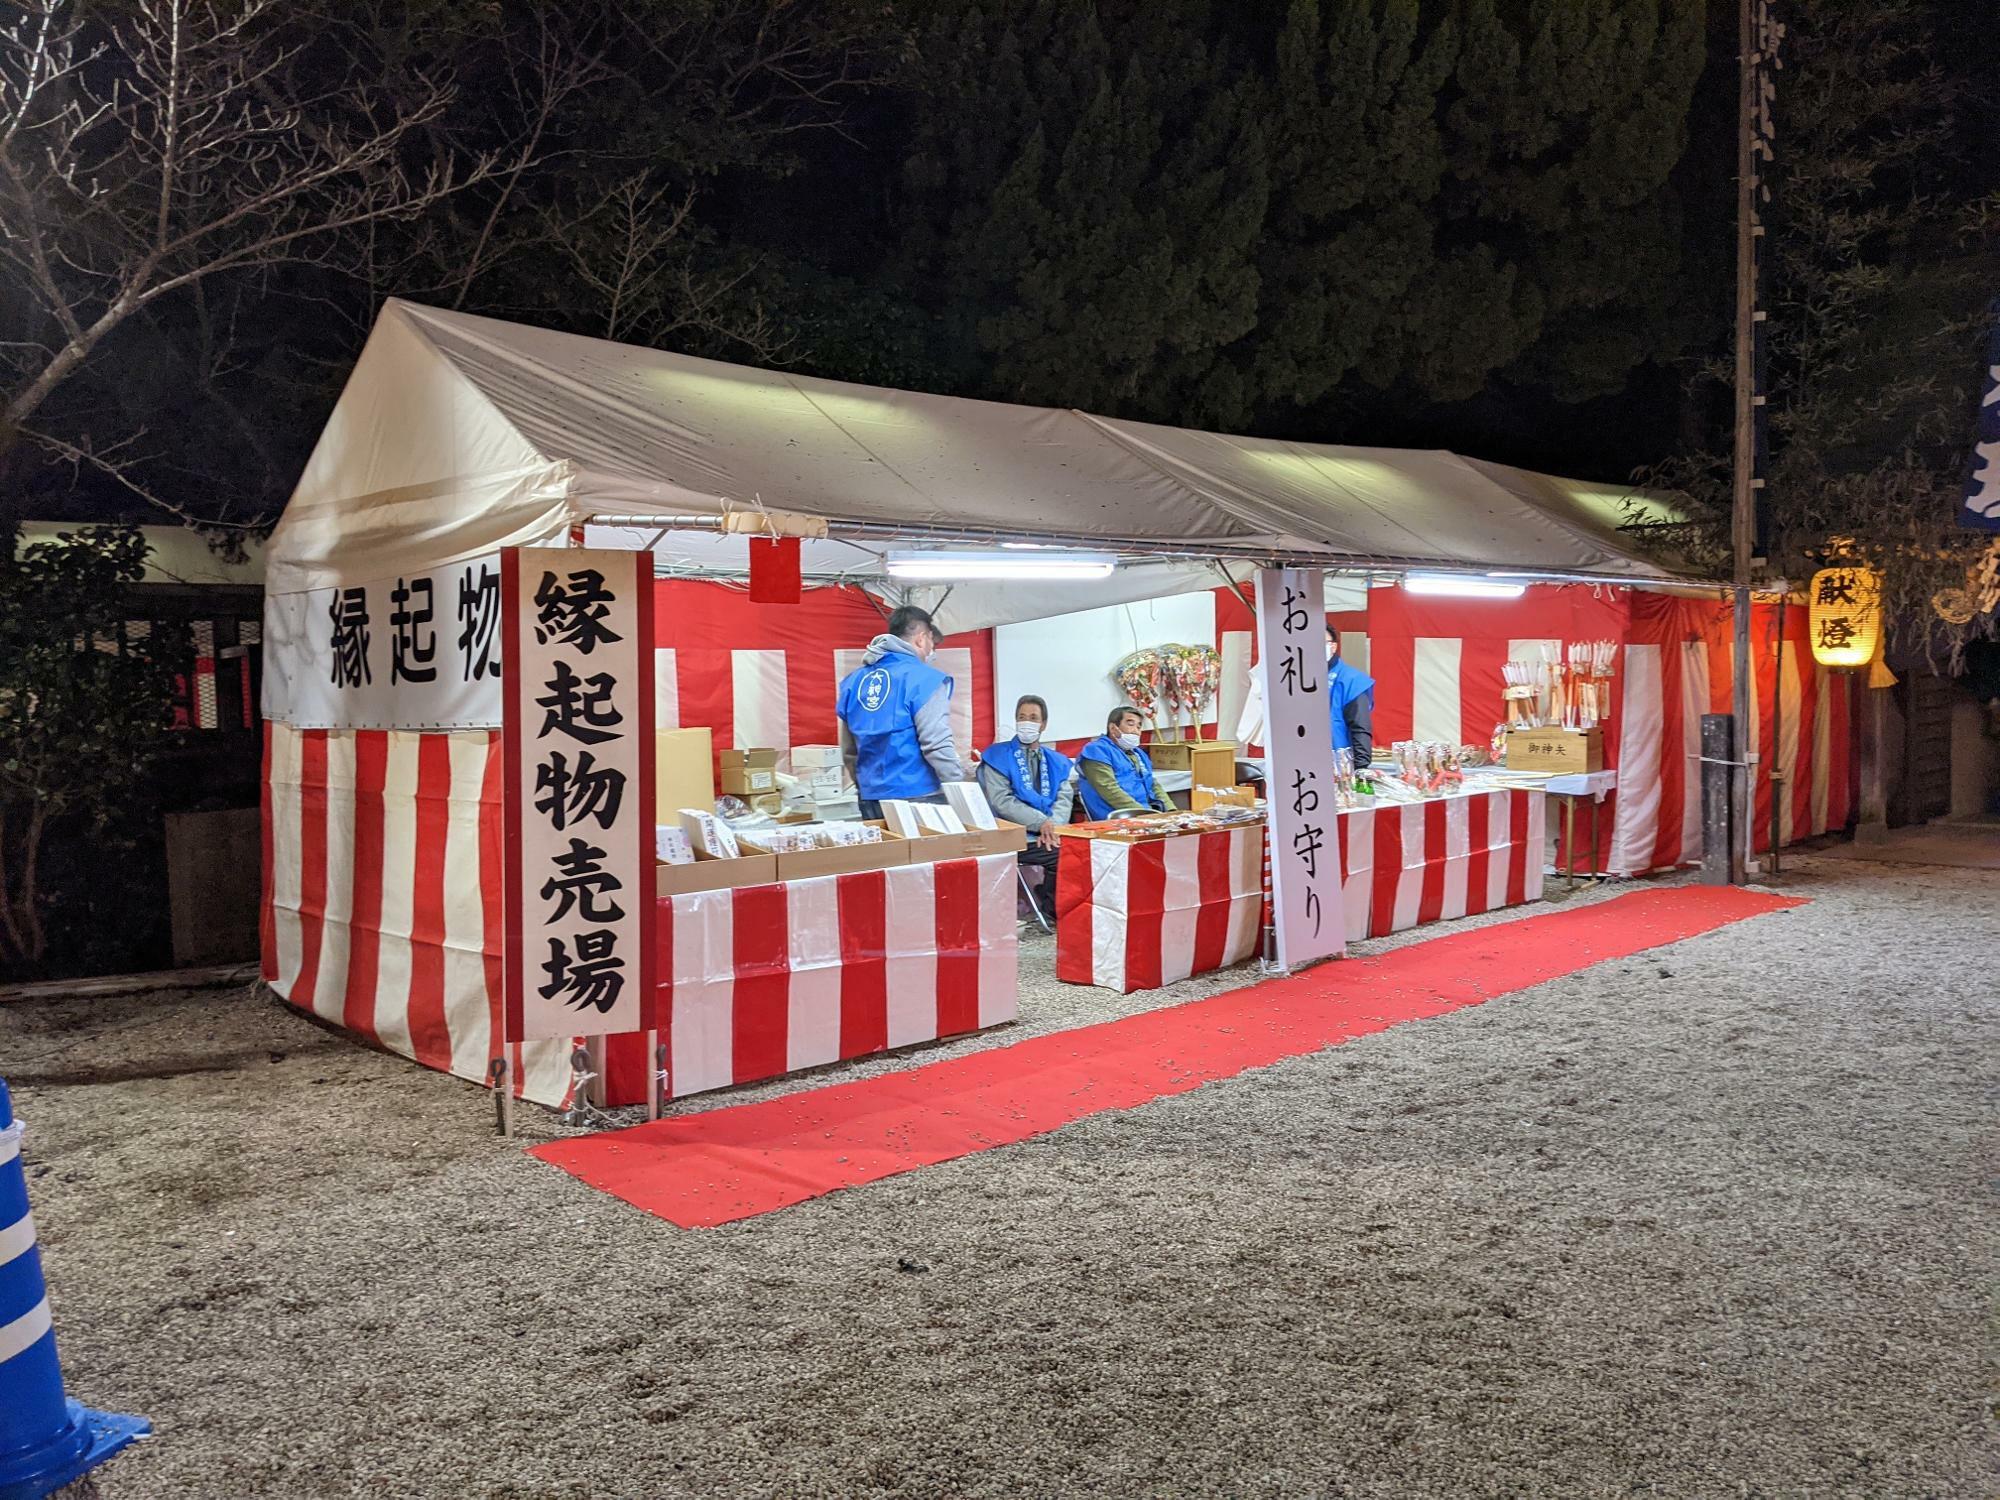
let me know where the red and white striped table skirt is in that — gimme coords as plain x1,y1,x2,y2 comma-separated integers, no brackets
1052,790,1546,992
659,853,1020,1099
1054,827,1265,993
1341,788,1546,941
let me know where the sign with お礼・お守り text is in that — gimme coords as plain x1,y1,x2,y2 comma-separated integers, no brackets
1252,567,1344,971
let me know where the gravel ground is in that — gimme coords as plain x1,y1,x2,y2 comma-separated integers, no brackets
2,854,1994,1499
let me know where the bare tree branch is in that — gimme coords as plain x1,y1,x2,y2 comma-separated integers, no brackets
0,0,497,440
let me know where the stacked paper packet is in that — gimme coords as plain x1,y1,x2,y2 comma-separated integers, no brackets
655,826,696,865
679,807,740,859
942,780,998,831
881,799,968,838
918,803,966,834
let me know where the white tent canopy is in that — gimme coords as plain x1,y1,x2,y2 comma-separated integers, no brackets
268,298,1682,618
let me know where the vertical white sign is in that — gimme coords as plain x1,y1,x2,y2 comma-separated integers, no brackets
504,548,655,1042
1253,567,1344,970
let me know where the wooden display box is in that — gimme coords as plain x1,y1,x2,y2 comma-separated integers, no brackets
1503,727,1605,773
738,820,912,881
656,849,779,897
905,821,1030,862
1191,784,1258,813
1056,816,1178,843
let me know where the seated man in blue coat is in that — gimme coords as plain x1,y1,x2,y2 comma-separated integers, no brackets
1326,622,1376,767
837,605,967,820
978,693,1075,924
1076,707,1172,820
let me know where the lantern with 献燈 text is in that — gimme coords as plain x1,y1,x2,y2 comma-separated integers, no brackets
1807,565,1882,668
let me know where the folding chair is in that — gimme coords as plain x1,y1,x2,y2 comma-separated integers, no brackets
1017,861,1052,934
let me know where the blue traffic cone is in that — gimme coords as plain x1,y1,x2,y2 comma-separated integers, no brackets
0,1077,148,1500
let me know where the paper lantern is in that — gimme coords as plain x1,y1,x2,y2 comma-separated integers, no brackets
1807,566,1882,668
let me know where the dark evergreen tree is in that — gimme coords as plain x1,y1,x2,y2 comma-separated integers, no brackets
897,0,1270,425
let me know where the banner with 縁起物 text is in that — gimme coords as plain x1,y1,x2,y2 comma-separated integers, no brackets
261,555,506,728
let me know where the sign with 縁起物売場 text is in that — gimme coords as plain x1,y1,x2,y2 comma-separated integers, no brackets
1252,566,1343,971
503,548,655,1043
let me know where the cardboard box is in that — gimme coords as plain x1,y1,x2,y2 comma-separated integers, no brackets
656,727,716,818
790,744,843,770
655,849,779,896
1504,727,1605,773
1148,739,1239,787
721,748,780,771
721,766,779,795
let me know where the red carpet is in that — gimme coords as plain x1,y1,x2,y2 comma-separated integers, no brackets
532,885,1803,1227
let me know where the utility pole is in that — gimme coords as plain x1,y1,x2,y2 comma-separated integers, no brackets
1729,0,1781,883
1729,0,1756,884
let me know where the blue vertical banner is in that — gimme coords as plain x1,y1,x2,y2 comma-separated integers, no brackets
1961,309,2000,532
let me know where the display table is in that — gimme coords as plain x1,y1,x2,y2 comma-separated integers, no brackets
658,853,1019,1099
1053,823,1264,993
1342,787,1546,941
1053,788,1546,992
1541,769,1617,887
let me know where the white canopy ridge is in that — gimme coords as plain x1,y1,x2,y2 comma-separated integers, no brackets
268,298,1687,608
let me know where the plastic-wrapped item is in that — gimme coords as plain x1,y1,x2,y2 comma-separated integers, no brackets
679,807,740,859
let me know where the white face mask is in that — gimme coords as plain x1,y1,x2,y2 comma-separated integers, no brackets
1015,720,1042,744
1116,732,1142,751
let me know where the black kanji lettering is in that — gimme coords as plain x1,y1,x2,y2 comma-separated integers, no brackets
389,577,438,685
539,837,627,924
533,750,626,831
534,568,623,656
535,660,624,745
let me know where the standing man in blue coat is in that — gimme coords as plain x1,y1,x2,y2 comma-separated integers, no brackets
1076,707,1172,819
837,605,967,820
1326,622,1376,766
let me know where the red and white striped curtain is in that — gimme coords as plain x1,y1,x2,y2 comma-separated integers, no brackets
261,721,577,1105
649,580,996,767
1211,582,1856,877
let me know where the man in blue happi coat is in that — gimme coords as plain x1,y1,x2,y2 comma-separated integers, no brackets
1076,706,1172,820
977,694,1075,925
837,605,967,820
1326,622,1376,767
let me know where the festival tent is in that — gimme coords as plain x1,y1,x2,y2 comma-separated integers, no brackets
264,299,1678,603
262,300,1719,1107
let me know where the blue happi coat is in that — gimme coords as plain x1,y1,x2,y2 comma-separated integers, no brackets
837,651,954,799
1326,656,1376,754
1076,736,1160,820
981,738,1072,818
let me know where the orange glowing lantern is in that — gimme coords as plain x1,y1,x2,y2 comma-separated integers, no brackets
1807,566,1882,668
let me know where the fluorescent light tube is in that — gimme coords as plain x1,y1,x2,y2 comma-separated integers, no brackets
885,550,1117,581
1401,574,1527,599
